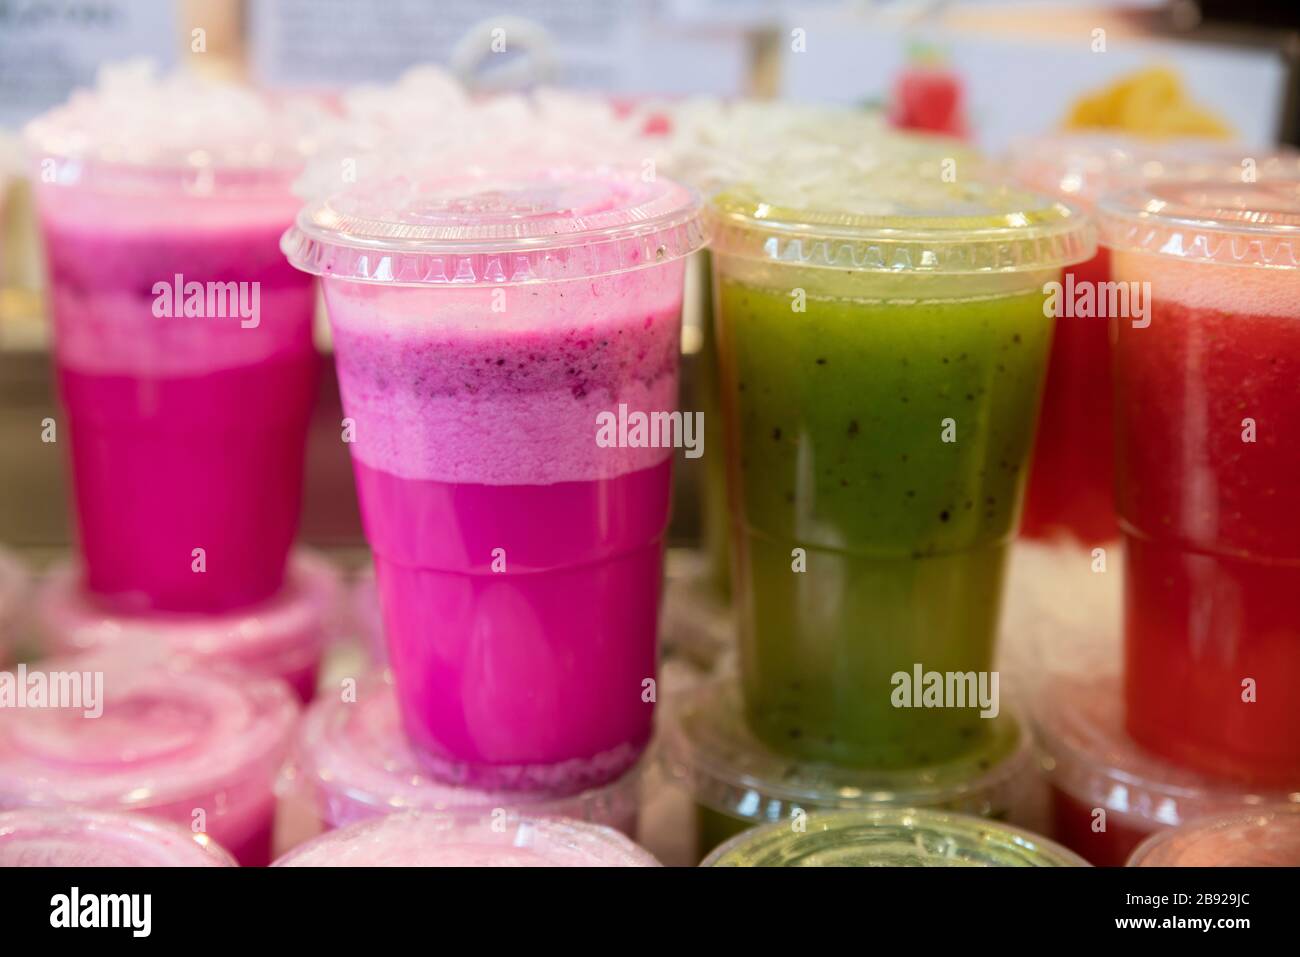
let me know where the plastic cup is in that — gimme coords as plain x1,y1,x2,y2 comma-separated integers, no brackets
24,70,322,613
274,812,660,867
1032,671,1298,867
280,672,644,844
1127,805,1300,867
34,551,338,702
0,649,298,866
0,546,27,667
701,808,1088,867
661,677,1036,862
1099,180,1300,785
1010,134,1300,545
0,807,237,867
709,161,1093,768
284,166,704,791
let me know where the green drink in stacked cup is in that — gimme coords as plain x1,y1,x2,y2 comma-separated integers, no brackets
710,155,1094,768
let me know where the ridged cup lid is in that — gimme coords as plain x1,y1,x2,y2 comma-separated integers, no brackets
709,168,1093,274
660,680,1031,824
1032,673,1298,827
1127,805,1300,867
0,807,236,866
283,165,705,285
273,811,660,867
287,673,642,827
1097,179,1300,267
1008,132,1300,208
0,648,298,812
701,808,1088,867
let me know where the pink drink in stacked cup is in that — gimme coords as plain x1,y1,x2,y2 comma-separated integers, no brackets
285,164,704,791
25,65,322,613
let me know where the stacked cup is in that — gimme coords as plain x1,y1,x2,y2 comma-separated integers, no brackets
1014,136,1300,865
21,63,337,700
268,70,692,864
1,64,346,866
656,110,1097,862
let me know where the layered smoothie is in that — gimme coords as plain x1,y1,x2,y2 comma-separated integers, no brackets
711,173,1091,768
1104,182,1300,786
286,168,703,790
35,193,318,612
25,67,322,612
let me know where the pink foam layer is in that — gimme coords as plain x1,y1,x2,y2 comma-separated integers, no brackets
50,285,316,376
324,261,685,484
1111,250,1300,318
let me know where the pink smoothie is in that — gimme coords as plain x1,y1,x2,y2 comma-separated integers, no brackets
0,807,237,866
35,551,339,702
327,267,682,790
274,811,660,867
288,168,703,791
38,196,319,613
282,673,643,842
0,649,298,866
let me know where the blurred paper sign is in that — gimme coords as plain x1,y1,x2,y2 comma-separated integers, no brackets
0,0,177,129
248,0,748,96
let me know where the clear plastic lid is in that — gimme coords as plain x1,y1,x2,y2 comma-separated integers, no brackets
0,647,298,813
286,673,643,829
1097,179,1300,267
1008,132,1300,208
1127,805,1300,867
283,165,705,286
709,166,1093,274
701,808,1088,867
274,811,660,867
24,61,330,196
0,807,236,867
36,551,337,672
660,680,1032,825
1032,673,1299,828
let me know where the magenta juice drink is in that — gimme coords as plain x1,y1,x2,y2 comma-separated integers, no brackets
26,71,320,612
285,168,703,790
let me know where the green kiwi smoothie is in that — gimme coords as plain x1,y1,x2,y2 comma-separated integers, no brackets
709,168,1093,769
